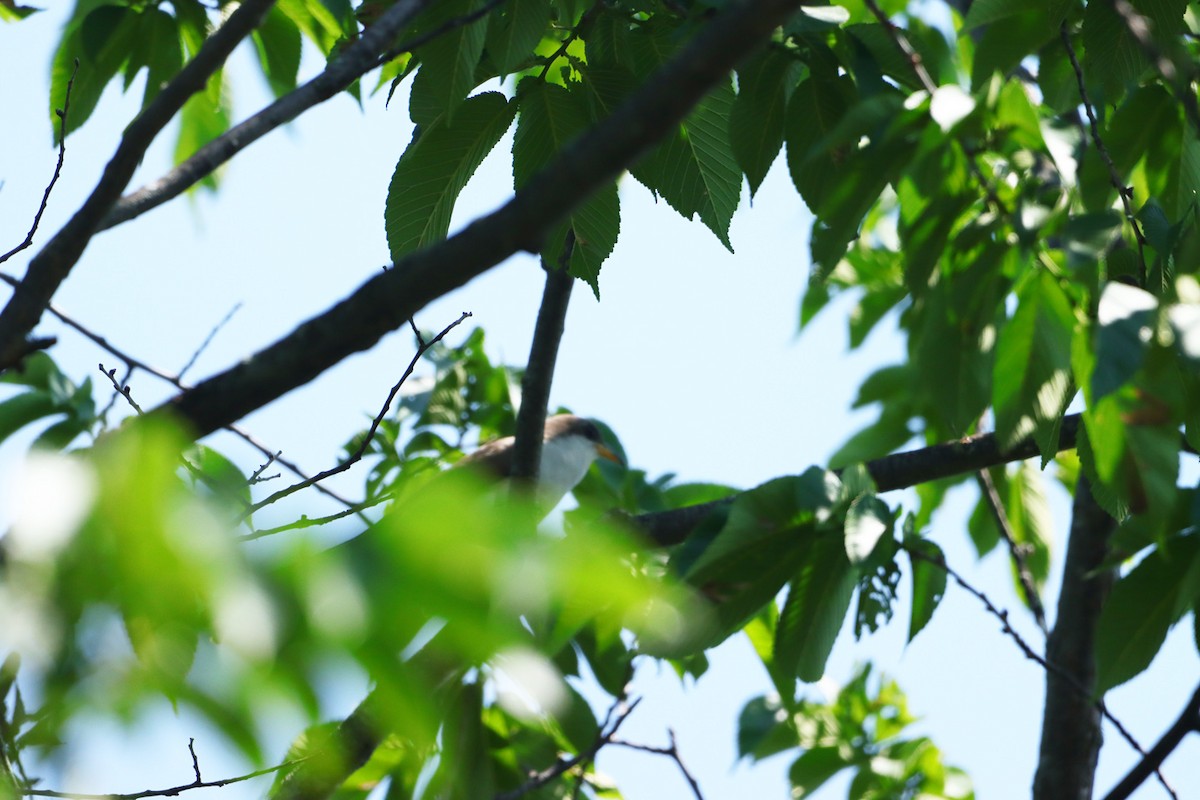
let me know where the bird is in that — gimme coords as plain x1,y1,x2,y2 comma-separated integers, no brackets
456,414,621,511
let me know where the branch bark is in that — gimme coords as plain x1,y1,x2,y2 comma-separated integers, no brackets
1103,682,1200,800
510,235,576,484
98,0,436,231
153,0,805,438
1032,477,1117,800
633,414,1082,546
0,0,277,370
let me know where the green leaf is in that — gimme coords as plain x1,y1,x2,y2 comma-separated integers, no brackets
252,6,302,97
408,0,489,126
631,78,742,250
737,694,799,761
50,3,138,138
774,538,857,682
485,0,550,75
175,70,230,190
0,3,39,21
513,80,619,293
1083,0,1186,100
844,495,892,565
786,73,855,215
906,539,946,642
788,745,849,798
0,392,60,443
731,47,800,196
385,91,515,260
993,270,1076,452
127,8,182,106
971,9,1063,91
1005,462,1053,595
1096,534,1200,692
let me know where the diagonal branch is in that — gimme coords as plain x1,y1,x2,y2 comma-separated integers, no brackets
0,0,277,370
152,0,806,439
510,233,576,484
100,0,437,231
976,467,1048,632
1103,682,1200,800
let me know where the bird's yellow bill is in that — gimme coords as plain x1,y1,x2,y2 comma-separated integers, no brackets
595,444,622,464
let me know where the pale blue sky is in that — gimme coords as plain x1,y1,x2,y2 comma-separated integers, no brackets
1,6,1198,799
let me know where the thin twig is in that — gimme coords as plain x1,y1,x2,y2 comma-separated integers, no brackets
1060,24,1148,287
99,363,144,415
976,468,1047,632
494,697,642,800
379,0,508,64
21,756,298,800
906,545,1172,795
177,302,241,380
240,311,472,519
248,450,282,484
609,730,704,800
0,60,77,266
1103,682,1200,800
242,491,396,541
0,277,361,512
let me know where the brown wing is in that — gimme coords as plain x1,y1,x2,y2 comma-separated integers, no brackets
455,434,516,479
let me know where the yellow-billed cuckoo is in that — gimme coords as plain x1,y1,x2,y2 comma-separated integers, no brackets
457,414,621,509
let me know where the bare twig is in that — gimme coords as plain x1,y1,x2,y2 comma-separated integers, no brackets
379,0,508,64
102,0,438,231
610,730,704,800
906,544,1172,797
240,311,472,519
1103,682,1200,800
0,61,76,266
99,363,144,415
494,697,642,800
510,233,575,484
975,468,1047,632
242,492,396,541
862,0,935,93
249,450,282,483
177,302,241,380
21,751,298,800
1060,24,1149,287
0,279,360,511
0,0,278,370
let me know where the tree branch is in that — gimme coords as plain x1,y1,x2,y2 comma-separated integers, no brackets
633,414,1084,546
0,0,277,370
100,0,437,231
510,234,576,484
153,0,805,439
1103,682,1200,800
1033,478,1123,800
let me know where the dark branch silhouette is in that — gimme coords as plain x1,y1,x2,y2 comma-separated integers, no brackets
100,0,437,230
1103,682,1200,800
153,0,806,438
0,0,277,370
510,233,576,484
